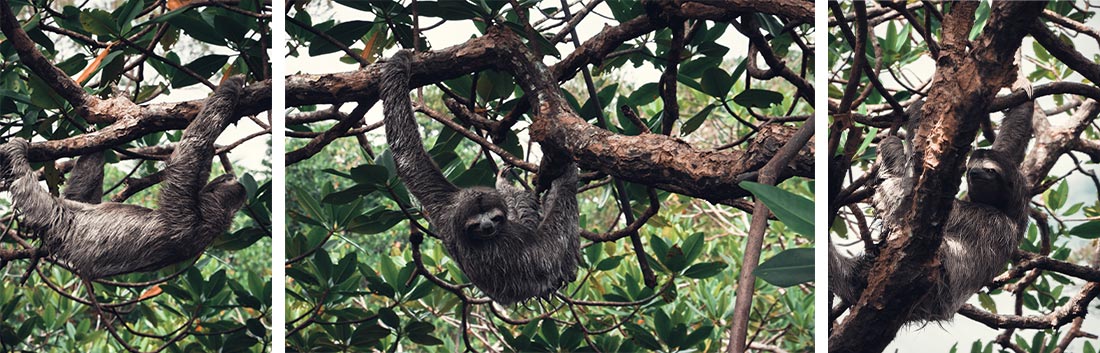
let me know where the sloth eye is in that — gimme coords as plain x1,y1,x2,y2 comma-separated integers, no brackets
491,214,504,223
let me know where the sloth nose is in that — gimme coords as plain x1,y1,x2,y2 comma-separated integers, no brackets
479,221,496,235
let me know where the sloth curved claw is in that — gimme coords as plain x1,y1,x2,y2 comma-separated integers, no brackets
1013,76,1034,99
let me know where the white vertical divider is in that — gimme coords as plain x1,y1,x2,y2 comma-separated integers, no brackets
271,0,286,350
814,0,828,352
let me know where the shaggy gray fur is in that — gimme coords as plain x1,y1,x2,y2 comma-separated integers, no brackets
62,152,104,203
830,100,1032,322
0,76,248,279
380,50,580,305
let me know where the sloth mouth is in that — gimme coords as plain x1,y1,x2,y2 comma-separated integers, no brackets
469,229,497,240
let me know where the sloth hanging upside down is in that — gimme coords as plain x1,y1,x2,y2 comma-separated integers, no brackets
379,50,581,304
0,76,248,279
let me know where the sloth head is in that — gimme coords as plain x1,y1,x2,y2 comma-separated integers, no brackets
453,187,508,241
965,149,1020,209
202,174,248,214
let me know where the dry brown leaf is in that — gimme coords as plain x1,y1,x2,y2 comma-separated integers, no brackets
76,43,115,85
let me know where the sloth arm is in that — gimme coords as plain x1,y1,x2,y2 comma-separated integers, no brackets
536,163,578,235
538,163,579,282
496,177,540,231
380,50,458,220
992,98,1034,165
156,76,244,227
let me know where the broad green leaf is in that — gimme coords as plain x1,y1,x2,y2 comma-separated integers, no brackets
739,181,814,238
681,104,715,135
80,9,117,36
683,261,727,279
753,248,813,287
1069,221,1100,239
733,89,784,109
699,67,732,98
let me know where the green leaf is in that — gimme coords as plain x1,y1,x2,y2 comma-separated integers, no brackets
680,56,722,78
170,55,230,88
185,267,205,300
222,332,259,352
653,310,670,343
1045,181,1068,210
350,164,390,185
16,316,40,342
627,82,659,106
476,69,515,101
739,181,814,238
680,104,715,135
206,270,227,299
350,323,390,347
699,67,733,98
680,232,706,266
683,261,727,279
416,0,483,20
405,321,444,346
310,20,375,56
1069,221,1100,239
649,234,670,270
595,256,623,271
314,250,335,285
322,184,377,204
347,208,404,234
753,248,813,287
733,89,784,109
166,11,226,46
682,325,714,348
80,9,117,36
624,323,662,350
160,284,192,301
540,318,559,347
559,325,584,351
333,252,359,285
112,0,143,31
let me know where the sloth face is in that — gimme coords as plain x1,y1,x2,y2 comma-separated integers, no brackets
966,149,1011,206
454,187,508,241
462,208,506,240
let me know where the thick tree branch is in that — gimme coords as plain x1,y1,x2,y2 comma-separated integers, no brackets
25,80,270,162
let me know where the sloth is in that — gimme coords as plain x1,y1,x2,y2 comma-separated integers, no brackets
380,50,580,305
830,99,1032,322
0,76,248,279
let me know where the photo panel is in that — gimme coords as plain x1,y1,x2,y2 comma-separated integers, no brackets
284,1,815,352
0,0,272,351
828,2,1100,352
